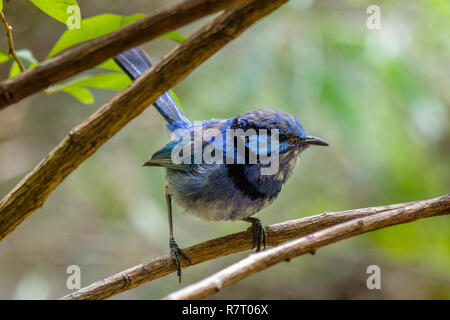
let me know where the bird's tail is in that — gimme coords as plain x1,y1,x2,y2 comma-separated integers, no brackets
114,47,191,129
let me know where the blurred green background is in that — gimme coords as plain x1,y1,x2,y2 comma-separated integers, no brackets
0,0,449,299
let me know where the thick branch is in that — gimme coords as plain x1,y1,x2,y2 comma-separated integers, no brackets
164,194,450,300
0,0,251,110
0,0,288,241
0,12,25,72
61,194,449,300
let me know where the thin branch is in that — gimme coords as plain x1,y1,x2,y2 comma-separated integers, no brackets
164,194,450,300
0,0,288,241
60,194,449,300
0,12,25,72
0,0,251,110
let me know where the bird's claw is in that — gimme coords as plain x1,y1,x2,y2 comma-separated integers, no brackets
169,237,191,283
245,218,267,252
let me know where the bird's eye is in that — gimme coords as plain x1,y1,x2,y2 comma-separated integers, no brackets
278,134,287,143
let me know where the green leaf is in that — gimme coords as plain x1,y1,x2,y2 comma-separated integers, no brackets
0,50,10,63
16,49,38,66
96,58,123,72
47,13,145,58
161,31,187,43
43,12,186,104
9,63,20,78
29,0,80,25
0,0,3,12
49,73,131,91
68,73,131,90
169,89,183,111
62,86,94,104
46,72,131,104
9,49,39,78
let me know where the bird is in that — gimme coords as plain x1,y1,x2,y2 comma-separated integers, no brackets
114,47,329,282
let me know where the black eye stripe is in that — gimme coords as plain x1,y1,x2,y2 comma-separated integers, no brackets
231,117,294,143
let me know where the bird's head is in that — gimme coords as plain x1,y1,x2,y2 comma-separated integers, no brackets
230,109,328,160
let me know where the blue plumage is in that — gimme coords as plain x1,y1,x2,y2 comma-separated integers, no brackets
115,47,328,282
114,48,191,128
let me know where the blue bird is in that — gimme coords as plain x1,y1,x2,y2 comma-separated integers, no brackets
115,47,328,282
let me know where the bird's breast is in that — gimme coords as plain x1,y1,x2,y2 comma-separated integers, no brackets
165,160,293,221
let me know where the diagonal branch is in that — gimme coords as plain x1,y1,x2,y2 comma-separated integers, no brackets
61,194,449,300
0,0,288,241
163,194,450,300
0,0,251,110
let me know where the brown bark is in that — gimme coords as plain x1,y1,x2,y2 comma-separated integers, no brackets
163,194,450,300
60,194,449,300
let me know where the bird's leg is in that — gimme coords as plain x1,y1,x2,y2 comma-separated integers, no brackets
165,186,191,283
243,217,267,252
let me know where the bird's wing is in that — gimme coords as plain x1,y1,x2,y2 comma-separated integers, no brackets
143,123,227,171
143,140,198,171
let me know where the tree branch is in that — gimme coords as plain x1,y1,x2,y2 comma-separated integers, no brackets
60,194,449,300
0,11,25,72
0,0,251,110
163,194,450,300
0,0,288,241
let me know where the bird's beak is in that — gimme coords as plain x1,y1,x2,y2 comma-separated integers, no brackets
302,135,329,147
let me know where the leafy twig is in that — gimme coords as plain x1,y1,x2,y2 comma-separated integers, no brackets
0,0,252,109
0,11,25,72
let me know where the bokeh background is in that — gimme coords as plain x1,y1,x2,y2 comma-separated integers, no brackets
0,0,449,299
